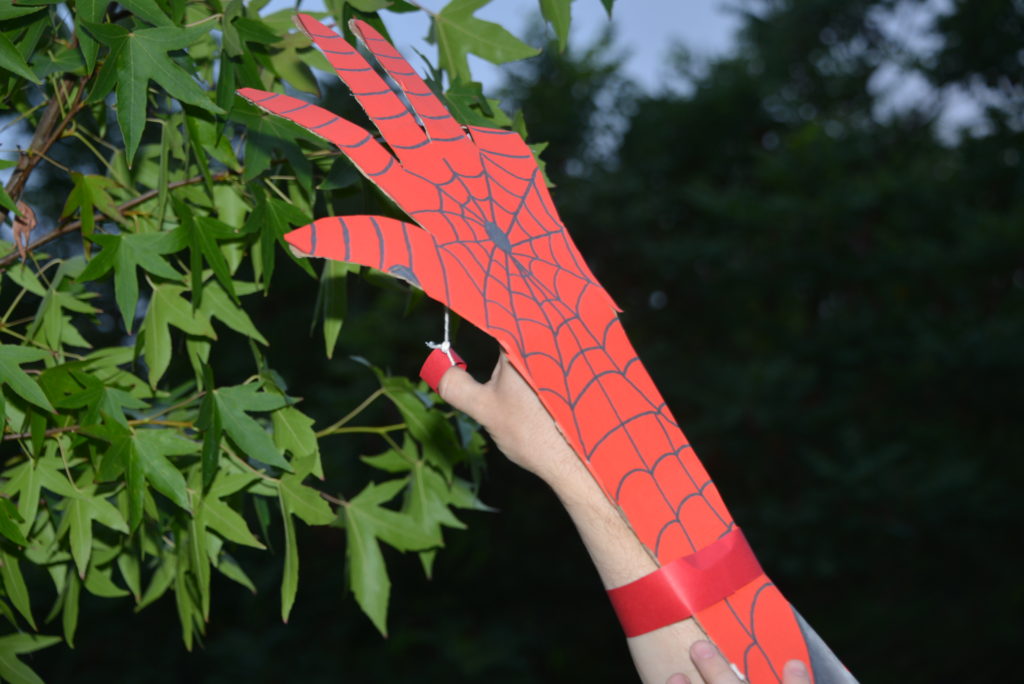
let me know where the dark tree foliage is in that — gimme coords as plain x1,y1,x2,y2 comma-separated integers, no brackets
500,1,1020,681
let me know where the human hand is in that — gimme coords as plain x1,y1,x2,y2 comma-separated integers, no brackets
437,353,583,487
238,14,617,386
667,641,810,684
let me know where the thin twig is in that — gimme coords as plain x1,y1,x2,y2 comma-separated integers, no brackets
319,491,345,506
1,74,89,223
318,422,407,437
315,388,384,438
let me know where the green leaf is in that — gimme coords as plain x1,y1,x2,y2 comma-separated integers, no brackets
61,571,80,648
278,476,334,526
279,494,298,623
0,346,55,413
35,454,79,498
539,0,572,51
315,259,353,359
141,283,216,385
341,485,391,635
189,516,211,620
117,0,175,27
269,31,320,96
380,375,460,479
348,0,393,10
213,385,291,471
124,440,146,530
444,80,512,128
80,232,184,332
0,4,45,20
0,500,28,547
138,557,175,610
244,196,313,292
83,563,130,598
0,633,61,684
404,461,466,547
61,173,125,238
433,0,540,83
221,0,244,56
361,434,416,474
216,551,256,592
81,20,224,163
272,407,320,476
0,549,35,630
199,280,268,345
174,198,238,307
201,497,265,549
132,431,192,511
342,479,437,634
197,391,222,489
4,263,46,297
600,0,614,15
117,548,142,601
75,0,106,73
173,535,195,650
67,498,93,578
54,369,145,430
0,32,41,84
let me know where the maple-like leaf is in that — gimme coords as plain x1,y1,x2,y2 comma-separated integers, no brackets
61,172,125,238
82,20,224,163
431,0,539,83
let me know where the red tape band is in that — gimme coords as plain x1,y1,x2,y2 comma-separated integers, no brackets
606,527,763,637
419,347,467,393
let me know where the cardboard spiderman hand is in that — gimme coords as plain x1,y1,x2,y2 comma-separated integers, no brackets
239,15,854,684
239,14,617,371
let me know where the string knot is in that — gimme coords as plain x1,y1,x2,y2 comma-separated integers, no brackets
425,309,455,365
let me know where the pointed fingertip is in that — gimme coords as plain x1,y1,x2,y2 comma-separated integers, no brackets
296,13,339,41
348,18,375,40
284,225,314,256
236,87,269,103
294,12,321,31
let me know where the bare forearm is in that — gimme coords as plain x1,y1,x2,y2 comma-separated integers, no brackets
543,444,709,684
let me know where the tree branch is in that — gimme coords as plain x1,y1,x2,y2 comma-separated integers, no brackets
1,75,89,224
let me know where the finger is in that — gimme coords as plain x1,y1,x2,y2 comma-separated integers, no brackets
292,14,429,151
285,214,449,302
436,364,492,422
420,347,467,394
349,19,466,143
689,640,744,684
782,660,810,684
665,675,691,684
236,89,425,205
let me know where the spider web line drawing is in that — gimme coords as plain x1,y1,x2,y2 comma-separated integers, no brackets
233,14,838,683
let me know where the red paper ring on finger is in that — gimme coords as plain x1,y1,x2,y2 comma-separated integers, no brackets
420,347,467,393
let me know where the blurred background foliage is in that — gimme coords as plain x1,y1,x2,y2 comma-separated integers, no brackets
2,0,1021,681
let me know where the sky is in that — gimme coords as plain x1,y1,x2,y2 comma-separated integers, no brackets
271,0,743,93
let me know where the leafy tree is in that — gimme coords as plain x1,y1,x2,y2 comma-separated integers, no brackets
0,1,583,680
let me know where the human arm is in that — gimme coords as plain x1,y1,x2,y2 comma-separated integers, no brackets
439,355,815,684
438,354,713,684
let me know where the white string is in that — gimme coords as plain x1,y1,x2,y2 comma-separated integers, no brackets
425,308,455,365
